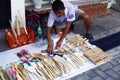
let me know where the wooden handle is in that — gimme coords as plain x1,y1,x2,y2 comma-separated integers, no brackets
16,16,21,36
9,20,17,38
23,26,28,34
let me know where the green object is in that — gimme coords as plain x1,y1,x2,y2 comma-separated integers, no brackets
31,59,40,63
20,62,31,67
37,25,42,35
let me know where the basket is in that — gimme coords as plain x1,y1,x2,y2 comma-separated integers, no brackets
4,27,35,48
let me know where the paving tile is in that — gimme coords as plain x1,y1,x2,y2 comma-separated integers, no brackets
79,74,92,80
118,71,120,75
91,76,104,80
94,68,109,79
85,70,97,77
68,76,82,80
105,77,114,80
69,73,92,80
68,74,84,80
106,69,120,80
112,64,120,72
110,59,119,66
99,62,113,71
107,47,120,57
114,57,120,62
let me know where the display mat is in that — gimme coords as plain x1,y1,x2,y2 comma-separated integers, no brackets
91,31,120,51
0,41,96,80
0,36,110,80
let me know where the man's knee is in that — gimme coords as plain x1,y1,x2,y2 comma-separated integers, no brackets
84,14,89,20
80,13,90,20
55,28,65,34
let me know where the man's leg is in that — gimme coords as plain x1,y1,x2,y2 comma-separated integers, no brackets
79,13,90,34
54,21,66,34
78,12,94,42
55,28,65,34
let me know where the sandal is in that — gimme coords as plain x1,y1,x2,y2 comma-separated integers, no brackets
20,49,32,60
16,52,28,62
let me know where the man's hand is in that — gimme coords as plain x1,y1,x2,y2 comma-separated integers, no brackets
47,42,54,53
55,40,63,49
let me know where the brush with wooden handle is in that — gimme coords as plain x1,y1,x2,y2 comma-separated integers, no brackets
17,64,27,80
41,61,54,79
0,69,6,80
5,29,13,37
15,15,21,36
18,10,30,42
23,26,28,35
42,58,58,77
17,10,27,35
9,20,19,44
53,55,75,74
11,63,26,80
37,62,52,80
31,62,47,80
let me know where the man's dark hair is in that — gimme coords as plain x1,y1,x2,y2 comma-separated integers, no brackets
52,0,65,12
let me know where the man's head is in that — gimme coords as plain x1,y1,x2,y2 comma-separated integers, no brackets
52,0,65,17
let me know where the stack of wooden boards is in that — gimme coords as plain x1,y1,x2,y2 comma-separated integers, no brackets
83,47,110,65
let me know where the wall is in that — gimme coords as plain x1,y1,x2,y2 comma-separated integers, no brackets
11,0,26,27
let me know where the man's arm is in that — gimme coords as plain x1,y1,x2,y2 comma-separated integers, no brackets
60,21,72,41
47,27,52,43
47,10,54,43
56,21,72,48
46,26,54,53
46,10,55,53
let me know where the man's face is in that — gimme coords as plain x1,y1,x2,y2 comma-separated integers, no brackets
55,9,65,17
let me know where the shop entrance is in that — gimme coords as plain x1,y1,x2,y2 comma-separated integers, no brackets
0,0,11,29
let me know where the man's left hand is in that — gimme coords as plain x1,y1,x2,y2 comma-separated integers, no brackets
55,40,63,49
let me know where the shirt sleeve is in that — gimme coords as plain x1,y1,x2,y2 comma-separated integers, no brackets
47,11,55,27
67,3,75,22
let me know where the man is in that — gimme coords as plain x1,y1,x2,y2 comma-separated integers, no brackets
47,0,93,53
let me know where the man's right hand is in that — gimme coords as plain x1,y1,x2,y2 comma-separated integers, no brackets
47,42,54,54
